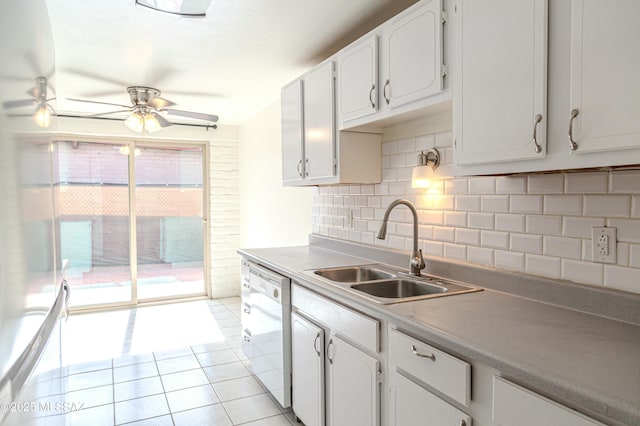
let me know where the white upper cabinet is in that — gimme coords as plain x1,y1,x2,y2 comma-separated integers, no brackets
454,0,548,167
338,0,448,131
567,0,640,155
454,0,640,175
381,0,444,110
337,35,378,122
281,79,305,185
304,60,336,181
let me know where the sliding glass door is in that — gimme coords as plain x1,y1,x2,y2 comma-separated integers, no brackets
54,139,207,309
134,144,206,301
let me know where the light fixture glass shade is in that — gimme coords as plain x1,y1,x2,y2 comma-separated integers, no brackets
411,165,434,188
34,103,50,128
136,0,212,16
143,113,162,133
125,113,144,132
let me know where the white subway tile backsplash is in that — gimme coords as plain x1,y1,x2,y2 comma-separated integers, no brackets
433,226,455,242
526,254,561,279
561,260,603,285
481,231,509,249
468,246,494,266
543,236,582,260
313,131,640,294
565,172,608,194
468,177,496,194
511,233,542,254
510,195,543,213
495,214,525,232
604,265,640,293
482,196,509,213
469,213,494,230
495,250,525,271
496,176,527,194
455,228,480,246
609,170,640,194
544,195,582,215
584,195,630,218
444,243,467,261
562,217,605,238
444,211,467,227
527,215,562,235
416,134,435,150
528,174,564,194
456,195,481,211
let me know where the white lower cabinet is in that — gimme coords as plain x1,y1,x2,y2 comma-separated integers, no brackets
388,327,472,426
390,372,471,426
327,335,379,426
493,376,605,426
292,312,325,426
291,284,381,426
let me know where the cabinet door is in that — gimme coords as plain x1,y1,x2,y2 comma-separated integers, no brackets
304,60,336,180
291,312,324,426
568,0,640,154
389,372,472,426
383,0,443,109
454,0,547,165
337,35,378,122
327,335,379,426
281,79,304,184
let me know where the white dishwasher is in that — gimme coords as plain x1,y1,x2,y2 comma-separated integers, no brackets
243,261,292,408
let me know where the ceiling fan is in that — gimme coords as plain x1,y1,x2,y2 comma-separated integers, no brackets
3,76,56,128
67,86,219,133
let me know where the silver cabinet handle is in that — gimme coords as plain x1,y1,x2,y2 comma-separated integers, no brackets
568,108,579,151
243,334,251,342
313,332,321,356
327,338,334,364
459,420,467,426
411,345,435,361
369,84,376,109
243,306,251,314
531,114,543,154
304,158,309,177
383,79,390,105
296,160,302,177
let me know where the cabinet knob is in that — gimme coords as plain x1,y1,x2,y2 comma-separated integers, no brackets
568,108,579,151
531,114,543,154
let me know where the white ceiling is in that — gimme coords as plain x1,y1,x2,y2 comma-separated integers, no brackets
45,0,417,126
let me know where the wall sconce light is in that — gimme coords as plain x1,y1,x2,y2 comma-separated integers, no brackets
411,148,440,189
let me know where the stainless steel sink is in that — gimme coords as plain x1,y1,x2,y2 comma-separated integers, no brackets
313,266,396,283
349,278,482,304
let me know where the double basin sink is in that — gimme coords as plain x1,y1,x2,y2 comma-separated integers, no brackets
309,264,482,304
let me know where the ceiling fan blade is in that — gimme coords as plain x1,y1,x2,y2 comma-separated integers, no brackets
151,112,172,128
3,99,35,109
148,96,175,109
66,98,132,109
163,109,218,122
82,109,132,117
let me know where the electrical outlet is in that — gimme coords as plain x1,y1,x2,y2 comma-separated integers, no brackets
592,227,616,264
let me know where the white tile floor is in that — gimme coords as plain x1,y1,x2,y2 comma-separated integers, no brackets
45,298,297,425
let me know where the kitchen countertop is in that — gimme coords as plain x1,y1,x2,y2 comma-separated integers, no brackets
238,244,640,426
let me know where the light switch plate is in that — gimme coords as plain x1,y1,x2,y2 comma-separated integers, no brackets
592,227,616,264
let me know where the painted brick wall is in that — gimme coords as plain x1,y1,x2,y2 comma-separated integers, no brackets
312,130,640,295
209,138,240,298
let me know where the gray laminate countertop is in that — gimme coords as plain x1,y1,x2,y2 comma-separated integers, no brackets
238,244,640,426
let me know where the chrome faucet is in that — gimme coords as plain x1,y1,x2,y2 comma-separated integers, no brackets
376,199,425,276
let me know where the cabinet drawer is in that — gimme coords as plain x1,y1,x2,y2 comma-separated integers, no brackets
389,327,470,407
292,284,379,353
493,376,604,426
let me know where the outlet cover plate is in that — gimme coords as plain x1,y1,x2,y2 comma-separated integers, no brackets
592,227,616,264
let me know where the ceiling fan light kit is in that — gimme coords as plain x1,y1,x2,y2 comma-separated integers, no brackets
3,76,56,128
67,85,218,133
